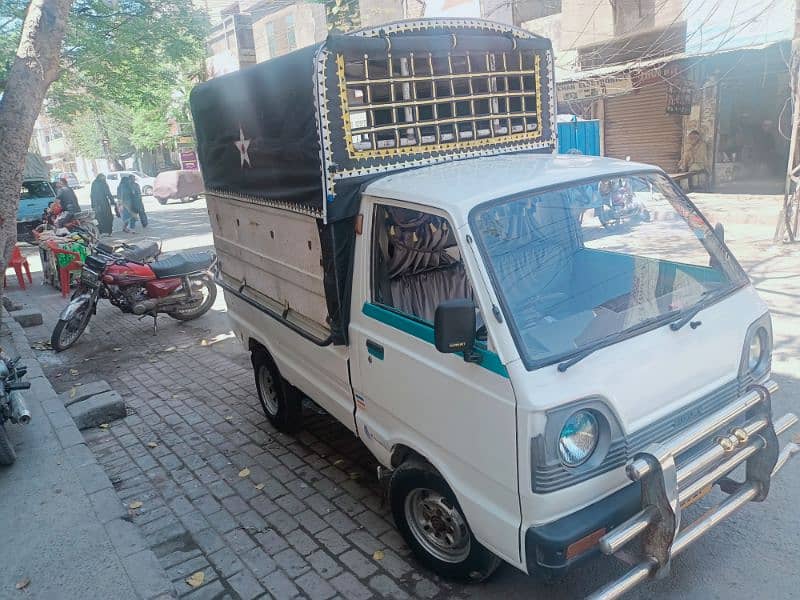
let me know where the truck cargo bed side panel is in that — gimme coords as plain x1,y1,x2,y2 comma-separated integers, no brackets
208,195,331,331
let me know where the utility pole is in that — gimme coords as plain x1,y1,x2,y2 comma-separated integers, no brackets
774,0,800,242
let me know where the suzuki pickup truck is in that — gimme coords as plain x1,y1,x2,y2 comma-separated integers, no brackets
191,19,799,599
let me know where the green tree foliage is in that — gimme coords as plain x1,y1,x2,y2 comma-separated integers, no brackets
0,1,208,156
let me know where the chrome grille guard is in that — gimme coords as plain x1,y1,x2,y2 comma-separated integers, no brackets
587,380,799,600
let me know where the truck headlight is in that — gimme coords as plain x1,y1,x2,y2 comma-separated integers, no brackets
558,410,599,467
740,313,772,379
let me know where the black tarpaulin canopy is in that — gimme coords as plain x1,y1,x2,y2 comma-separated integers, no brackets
190,19,555,344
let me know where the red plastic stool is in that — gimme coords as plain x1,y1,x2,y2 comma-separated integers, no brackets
46,241,83,298
4,247,32,291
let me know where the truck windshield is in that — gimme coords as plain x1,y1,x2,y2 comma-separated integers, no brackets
470,172,747,369
21,181,54,199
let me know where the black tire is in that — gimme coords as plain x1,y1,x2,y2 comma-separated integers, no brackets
251,349,302,433
157,198,167,205
389,459,501,582
0,423,17,466
51,301,94,352
167,276,217,321
142,185,153,196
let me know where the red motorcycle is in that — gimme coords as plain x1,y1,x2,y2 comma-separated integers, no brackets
51,248,217,351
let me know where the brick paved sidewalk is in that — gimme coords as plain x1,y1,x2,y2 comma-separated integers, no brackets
7,281,458,600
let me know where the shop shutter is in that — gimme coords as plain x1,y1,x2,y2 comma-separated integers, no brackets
603,81,684,171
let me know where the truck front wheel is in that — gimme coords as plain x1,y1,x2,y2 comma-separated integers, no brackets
389,460,500,582
251,349,302,433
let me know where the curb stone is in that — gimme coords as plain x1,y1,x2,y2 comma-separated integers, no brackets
1,307,177,599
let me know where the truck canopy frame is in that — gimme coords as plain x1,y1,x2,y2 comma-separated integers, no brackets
191,19,556,344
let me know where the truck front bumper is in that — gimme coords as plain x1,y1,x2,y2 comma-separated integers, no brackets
525,380,799,599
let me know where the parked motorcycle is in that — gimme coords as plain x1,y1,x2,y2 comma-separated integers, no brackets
51,249,217,351
596,178,650,228
0,356,32,466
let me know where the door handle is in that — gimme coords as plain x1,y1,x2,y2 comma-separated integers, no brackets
366,340,384,361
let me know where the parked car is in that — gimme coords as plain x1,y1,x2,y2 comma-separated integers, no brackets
190,20,800,599
103,170,156,197
57,172,82,189
152,170,204,205
18,179,56,244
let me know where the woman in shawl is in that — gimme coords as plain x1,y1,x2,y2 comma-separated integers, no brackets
90,174,115,235
117,175,138,233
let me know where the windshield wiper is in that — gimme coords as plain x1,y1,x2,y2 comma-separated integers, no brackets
557,310,681,372
669,289,727,331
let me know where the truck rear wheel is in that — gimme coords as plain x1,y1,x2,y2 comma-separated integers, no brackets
389,459,500,582
251,349,302,433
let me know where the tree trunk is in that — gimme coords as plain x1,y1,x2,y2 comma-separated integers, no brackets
0,0,72,281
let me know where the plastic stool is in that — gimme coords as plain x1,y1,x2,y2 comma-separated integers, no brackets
4,247,32,291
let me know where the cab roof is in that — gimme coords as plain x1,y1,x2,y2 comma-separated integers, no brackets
363,153,660,226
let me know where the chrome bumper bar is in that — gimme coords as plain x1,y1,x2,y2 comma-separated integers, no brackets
587,380,799,600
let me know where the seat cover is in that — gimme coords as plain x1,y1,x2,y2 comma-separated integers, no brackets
120,242,160,263
150,252,214,278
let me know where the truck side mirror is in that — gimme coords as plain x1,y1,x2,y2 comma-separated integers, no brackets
434,299,482,364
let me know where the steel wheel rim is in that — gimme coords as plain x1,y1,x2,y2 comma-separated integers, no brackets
257,365,279,416
404,488,471,563
59,308,90,347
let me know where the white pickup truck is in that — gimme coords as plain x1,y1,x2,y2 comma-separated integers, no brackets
191,19,799,599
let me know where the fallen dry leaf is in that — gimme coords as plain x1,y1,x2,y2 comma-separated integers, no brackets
147,441,158,449
164,346,177,352
333,459,345,467
113,347,122,352
99,423,109,429
69,387,77,399
129,501,143,510
69,368,79,376
15,577,30,590
238,467,250,478
224,416,233,421
372,550,385,561
254,483,264,490
185,571,205,588
349,472,360,480
200,339,208,346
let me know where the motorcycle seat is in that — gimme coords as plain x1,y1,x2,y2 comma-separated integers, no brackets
150,252,214,278
120,241,160,263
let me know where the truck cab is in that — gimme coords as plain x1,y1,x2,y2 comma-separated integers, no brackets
191,19,799,598
18,179,56,243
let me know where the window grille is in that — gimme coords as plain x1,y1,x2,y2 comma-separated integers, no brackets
336,47,543,158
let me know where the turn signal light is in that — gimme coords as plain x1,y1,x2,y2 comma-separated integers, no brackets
566,528,606,560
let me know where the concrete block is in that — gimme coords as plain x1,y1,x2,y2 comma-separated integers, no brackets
10,308,43,327
60,380,112,407
68,390,126,430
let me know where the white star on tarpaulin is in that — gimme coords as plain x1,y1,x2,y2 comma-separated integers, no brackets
234,126,251,167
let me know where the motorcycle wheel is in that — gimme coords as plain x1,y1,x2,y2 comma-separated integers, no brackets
51,301,93,352
167,276,217,321
0,422,16,466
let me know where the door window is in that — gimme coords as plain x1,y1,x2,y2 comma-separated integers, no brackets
372,204,473,324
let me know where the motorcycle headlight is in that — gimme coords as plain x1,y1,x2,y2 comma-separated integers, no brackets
740,314,772,379
558,410,599,467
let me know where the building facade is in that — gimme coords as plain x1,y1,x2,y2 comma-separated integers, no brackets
206,0,409,78
515,0,793,191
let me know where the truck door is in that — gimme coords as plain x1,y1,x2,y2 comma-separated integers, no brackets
348,199,521,565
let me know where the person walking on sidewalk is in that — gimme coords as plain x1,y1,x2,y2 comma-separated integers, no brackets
117,175,139,233
130,176,148,228
90,174,115,235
